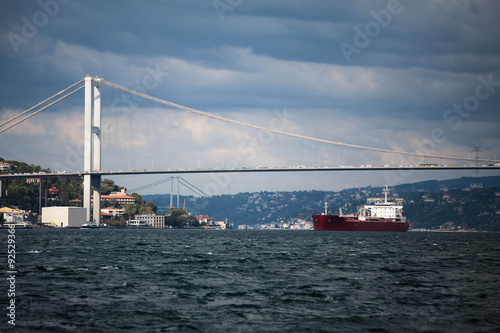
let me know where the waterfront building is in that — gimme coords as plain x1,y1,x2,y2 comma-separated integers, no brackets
196,215,214,226
134,213,165,228
101,207,125,217
41,207,86,228
289,220,314,230
213,220,232,229
126,219,148,227
1,207,38,227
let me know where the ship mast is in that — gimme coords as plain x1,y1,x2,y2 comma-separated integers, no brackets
323,202,328,215
383,185,389,203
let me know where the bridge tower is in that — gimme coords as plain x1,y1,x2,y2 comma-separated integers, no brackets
83,75,102,223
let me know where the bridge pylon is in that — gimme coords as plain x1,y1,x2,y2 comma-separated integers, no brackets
83,76,102,223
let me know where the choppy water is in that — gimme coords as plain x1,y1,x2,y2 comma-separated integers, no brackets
1,229,500,332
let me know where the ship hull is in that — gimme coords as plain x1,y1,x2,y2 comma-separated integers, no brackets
312,214,410,232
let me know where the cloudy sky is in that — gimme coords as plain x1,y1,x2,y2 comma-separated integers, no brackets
1,0,500,195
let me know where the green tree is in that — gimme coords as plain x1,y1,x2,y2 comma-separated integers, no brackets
165,208,190,228
101,179,121,195
124,204,137,216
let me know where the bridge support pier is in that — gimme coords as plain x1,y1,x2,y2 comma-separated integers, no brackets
91,175,101,222
83,76,102,223
83,175,91,221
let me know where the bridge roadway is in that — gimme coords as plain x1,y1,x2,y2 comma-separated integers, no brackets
1,165,499,180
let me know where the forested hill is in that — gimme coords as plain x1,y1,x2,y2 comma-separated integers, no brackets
0,158,156,225
145,176,500,231
392,175,500,192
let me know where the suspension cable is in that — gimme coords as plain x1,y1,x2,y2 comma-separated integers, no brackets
179,177,209,197
0,79,84,128
129,176,173,193
129,176,208,197
0,85,84,134
101,79,498,163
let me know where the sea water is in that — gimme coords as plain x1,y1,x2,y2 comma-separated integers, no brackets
1,229,499,332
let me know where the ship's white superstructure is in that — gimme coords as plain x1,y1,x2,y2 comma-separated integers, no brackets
357,185,406,222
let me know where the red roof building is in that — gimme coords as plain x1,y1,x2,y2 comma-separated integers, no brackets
0,162,10,172
94,189,135,205
101,207,125,217
195,215,214,224
48,187,59,196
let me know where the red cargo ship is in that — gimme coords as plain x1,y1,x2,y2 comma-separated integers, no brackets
312,186,410,232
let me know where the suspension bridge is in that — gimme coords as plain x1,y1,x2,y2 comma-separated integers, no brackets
1,75,499,224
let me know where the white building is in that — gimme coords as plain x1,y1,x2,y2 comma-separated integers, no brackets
101,207,125,217
134,214,165,228
3,210,36,227
214,220,231,229
42,207,87,228
26,178,40,184
289,220,314,230
195,215,214,225
0,162,11,172
126,219,148,227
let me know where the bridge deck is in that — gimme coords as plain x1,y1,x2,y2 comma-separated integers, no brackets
1,165,499,179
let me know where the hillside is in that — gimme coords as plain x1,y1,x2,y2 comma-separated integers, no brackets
144,176,500,231
392,175,500,192
0,158,156,226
